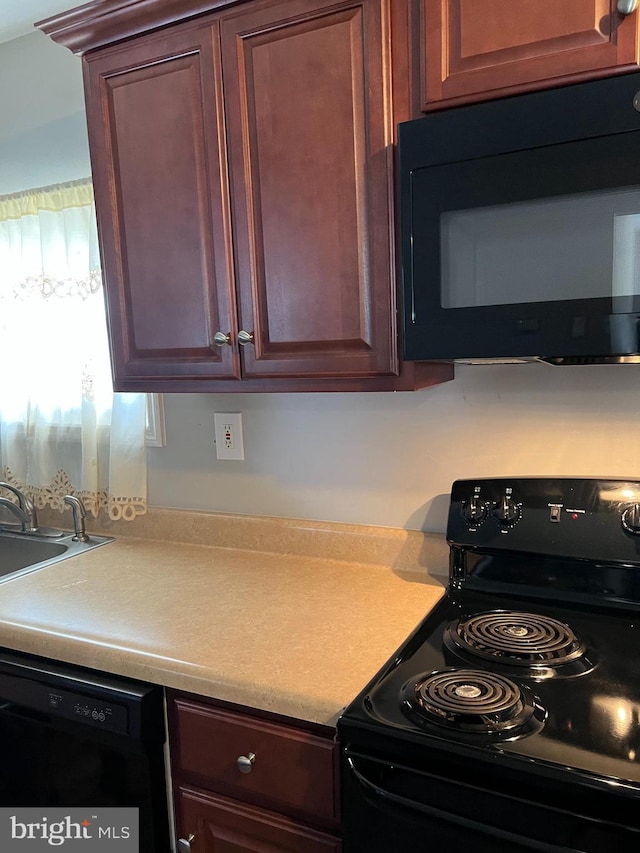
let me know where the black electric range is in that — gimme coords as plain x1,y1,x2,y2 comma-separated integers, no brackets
338,478,640,853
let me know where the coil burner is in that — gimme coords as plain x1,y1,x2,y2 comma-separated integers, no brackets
444,611,592,677
401,668,546,738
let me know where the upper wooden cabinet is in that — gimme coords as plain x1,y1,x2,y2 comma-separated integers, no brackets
40,0,453,393
422,0,640,110
220,0,395,381
84,26,240,384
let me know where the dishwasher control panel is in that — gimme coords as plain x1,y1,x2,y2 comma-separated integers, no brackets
67,694,125,730
45,685,128,734
0,671,129,735
0,648,166,744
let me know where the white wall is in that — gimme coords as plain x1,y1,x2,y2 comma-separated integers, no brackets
5,32,640,534
0,31,89,193
150,363,640,531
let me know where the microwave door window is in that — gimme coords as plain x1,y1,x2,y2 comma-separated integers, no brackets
440,187,640,310
612,212,640,308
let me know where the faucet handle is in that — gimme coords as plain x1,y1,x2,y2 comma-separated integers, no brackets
63,495,90,543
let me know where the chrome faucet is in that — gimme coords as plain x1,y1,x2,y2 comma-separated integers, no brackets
0,483,38,532
0,497,31,532
63,495,90,543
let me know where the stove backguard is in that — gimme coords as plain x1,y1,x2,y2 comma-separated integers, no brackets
448,477,640,609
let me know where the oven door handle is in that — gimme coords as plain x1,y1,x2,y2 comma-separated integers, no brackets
346,754,587,853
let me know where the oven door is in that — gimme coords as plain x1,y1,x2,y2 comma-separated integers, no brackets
342,747,640,853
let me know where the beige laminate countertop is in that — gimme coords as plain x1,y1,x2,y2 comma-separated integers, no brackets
0,510,447,727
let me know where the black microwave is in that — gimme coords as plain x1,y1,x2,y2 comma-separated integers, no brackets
399,71,640,365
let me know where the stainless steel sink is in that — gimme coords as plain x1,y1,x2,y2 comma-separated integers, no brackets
0,530,112,582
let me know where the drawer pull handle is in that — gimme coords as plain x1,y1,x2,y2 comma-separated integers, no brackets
238,330,254,346
618,0,638,13
177,834,195,853
237,751,256,774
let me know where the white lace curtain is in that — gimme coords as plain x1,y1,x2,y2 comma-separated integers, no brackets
0,179,147,520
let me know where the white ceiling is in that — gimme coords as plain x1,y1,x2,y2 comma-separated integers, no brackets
0,0,79,44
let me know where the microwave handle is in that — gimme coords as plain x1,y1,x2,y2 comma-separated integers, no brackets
618,0,638,14
346,754,587,853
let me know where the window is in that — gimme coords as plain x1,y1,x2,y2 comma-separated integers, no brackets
0,179,148,520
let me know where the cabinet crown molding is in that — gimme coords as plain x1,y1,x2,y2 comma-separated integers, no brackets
36,0,235,54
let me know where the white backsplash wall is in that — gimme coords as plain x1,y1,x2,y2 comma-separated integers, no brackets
5,32,640,534
149,362,640,532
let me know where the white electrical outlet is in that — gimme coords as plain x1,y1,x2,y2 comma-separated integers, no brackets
214,412,245,460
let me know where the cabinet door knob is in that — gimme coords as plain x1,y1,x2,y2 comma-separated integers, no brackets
618,0,638,14
213,331,231,346
237,330,254,346
236,751,256,773
177,834,195,853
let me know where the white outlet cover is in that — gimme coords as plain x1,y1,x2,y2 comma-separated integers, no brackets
214,412,245,460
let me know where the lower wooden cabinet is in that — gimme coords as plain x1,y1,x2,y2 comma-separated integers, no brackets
168,691,341,853
177,787,341,853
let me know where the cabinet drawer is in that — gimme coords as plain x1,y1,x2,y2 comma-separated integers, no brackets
178,786,341,852
172,698,338,824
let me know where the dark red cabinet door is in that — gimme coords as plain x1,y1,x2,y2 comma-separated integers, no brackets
84,24,240,385
220,0,398,379
423,0,640,109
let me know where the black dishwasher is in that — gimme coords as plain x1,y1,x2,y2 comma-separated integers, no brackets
0,648,170,852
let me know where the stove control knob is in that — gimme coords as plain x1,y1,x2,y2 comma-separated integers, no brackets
462,495,487,524
494,494,521,526
622,504,640,534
